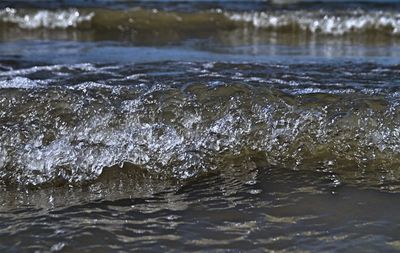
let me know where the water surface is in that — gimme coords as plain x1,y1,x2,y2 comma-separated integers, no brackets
1,0,400,252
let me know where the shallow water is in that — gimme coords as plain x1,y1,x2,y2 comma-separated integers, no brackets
1,0,400,252
3,168,400,252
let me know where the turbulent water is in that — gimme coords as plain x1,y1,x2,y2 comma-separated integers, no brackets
1,61,400,189
2,1,400,252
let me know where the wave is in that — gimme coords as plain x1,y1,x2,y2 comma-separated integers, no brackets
1,62,400,187
227,9,400,35
1,7,400,36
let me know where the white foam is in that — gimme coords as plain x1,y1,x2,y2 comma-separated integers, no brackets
227,10,400,35
0,76,39,89
0,8,94,29
0,63,96,77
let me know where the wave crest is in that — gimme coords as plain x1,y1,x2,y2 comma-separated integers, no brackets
1,7,400,36
0,7,93,29
228,10,400,35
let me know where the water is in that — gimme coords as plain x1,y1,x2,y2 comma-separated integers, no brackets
1,0,400,252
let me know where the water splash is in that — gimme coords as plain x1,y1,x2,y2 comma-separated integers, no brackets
1,62,400,187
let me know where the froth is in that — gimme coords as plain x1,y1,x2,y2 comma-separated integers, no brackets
0,7,93,29
227,10,400,35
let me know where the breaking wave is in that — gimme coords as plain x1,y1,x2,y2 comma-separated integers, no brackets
1,62,400,187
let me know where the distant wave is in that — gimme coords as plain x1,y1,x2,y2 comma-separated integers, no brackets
1,7,400,36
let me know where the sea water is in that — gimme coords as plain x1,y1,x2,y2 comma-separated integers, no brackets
1,1,400,252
